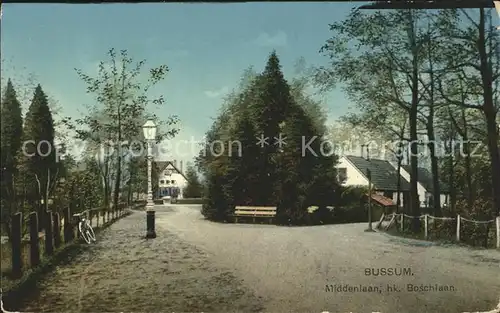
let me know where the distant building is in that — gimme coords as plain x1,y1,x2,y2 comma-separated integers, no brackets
154,160,188,199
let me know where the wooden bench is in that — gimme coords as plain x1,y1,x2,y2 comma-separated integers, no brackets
233,206,277,224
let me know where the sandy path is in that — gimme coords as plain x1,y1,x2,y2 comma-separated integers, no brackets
17,208,263,312
158,204,500,313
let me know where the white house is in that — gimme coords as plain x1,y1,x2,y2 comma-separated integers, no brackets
154,160,189,199
336,155,450,211
396,164,449,208
337,155,411,209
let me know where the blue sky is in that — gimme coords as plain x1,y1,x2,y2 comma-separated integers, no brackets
1,2,364,164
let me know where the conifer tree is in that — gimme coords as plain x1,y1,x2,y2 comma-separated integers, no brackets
21,84,58,215
0,79,23,237
250,51,295,205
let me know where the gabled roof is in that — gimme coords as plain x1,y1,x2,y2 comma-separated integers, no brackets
154,161,170,173
154,161,188,181
401,165,450,194
344,155,410,191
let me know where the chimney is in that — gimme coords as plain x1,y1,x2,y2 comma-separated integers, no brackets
180,160,183,174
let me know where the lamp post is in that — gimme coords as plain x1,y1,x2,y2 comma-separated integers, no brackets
143,120,157,239
365,168,374,232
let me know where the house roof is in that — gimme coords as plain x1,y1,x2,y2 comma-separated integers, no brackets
401,165,450,194
368,193,395,207
154,161,188,181
344,155,411,191
154,161,170,173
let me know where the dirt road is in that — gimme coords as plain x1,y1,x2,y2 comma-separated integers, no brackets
159,204,500,313
17,204,500,313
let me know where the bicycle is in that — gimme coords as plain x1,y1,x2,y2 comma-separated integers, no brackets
73,212,96,244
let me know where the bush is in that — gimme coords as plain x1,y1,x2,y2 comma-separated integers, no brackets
338,186,368,207
177,198,203,204
201,174,232,222
309,206,334,225
454,198,496,248
331,205,368,224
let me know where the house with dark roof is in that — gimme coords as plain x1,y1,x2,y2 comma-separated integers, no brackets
397,165,450,208
337,155,411,209
154,160,189,199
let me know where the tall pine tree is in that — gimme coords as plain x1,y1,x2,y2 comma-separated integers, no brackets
1,79,23,237
250,51,295,206
21,84,57,215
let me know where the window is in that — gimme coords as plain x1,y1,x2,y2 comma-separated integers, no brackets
165,180,170,184
160,180,164,184
337,168,347,183
171,180,176,184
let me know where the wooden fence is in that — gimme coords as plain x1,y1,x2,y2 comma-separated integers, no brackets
2,202,140,279
378,213,500,249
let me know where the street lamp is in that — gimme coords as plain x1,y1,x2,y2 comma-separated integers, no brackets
365,168,375,232
143,120,157,239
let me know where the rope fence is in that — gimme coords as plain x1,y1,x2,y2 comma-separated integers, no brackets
376,212,500,249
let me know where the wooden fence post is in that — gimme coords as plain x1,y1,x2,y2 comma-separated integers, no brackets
456,214,461,243
29,212,40,267
63,207,72,243
102,209,105,225
44,211,54,256
89,210,93,227
496,216,500,249
53,212,61,249
11,212,23,278
400,214,404,232
424,214,428,240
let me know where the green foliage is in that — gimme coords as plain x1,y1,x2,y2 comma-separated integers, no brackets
199,52,340,224
1,79,23,174
66,48,180,208
183,164,203,198
18,85,58,215
127,155,148,201
201,173,231,222
318,8,500,228
337,186,368,207
1,79,23,236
